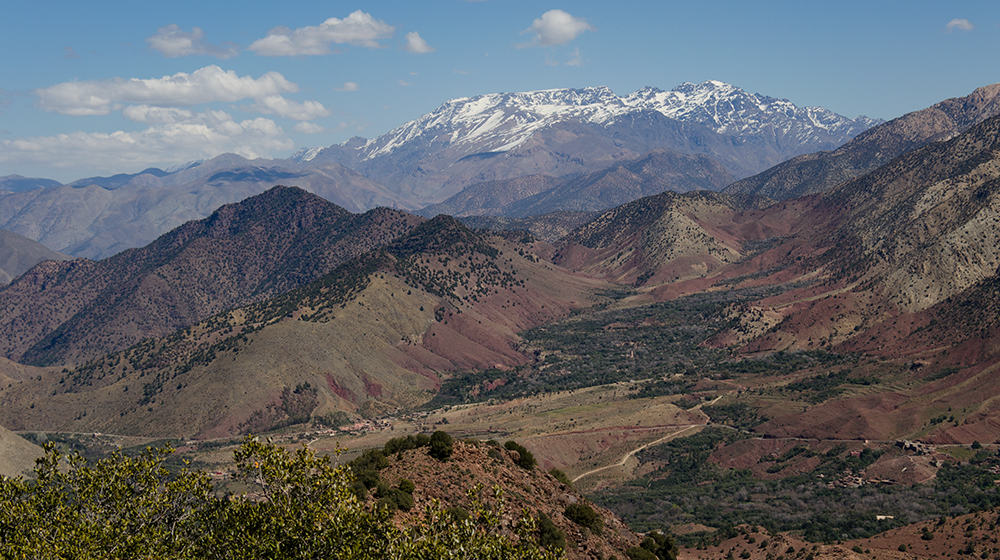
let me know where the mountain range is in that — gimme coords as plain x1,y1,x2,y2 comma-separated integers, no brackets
0,80,876,260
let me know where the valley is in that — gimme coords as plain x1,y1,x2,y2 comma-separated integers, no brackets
4,66,1000,558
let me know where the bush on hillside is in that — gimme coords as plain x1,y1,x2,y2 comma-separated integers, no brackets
564,502,602,533
429,430,454,460
504,441,537,470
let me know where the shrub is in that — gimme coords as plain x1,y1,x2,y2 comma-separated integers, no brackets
429,431,454,460
627,547,658,560
564,502,602,533
505,441,537,470
640,530,678,560
548,468,572,487
536,513,566,552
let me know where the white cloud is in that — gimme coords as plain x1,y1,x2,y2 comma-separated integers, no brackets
249,11,394,55
294,122,325,134
946,18,974,32
0,111,292,172
398,79,411,87
522,9,592,47
252,95,330,121
147,24,238,58
37,65,297,115
404,31,434,54
336,81,359,92
122,105,194,124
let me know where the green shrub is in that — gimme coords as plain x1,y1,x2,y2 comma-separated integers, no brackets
536,513,566,552
548,468,572,487
505,441,537,470
640,530,678,560
627,546,658,560
564,502,602,533
429,430,454,460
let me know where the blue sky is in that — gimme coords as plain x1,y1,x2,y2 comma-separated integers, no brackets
1,0,997,180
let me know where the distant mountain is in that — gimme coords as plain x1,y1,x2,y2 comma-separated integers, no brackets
309,81,878,203
0,229,68,285
423,150,734,219
0,215,602,437
725,83,1000,200
0,186,423,366
0,175,61,193
460,211,598,242
69,167,171,189
419,174,562,217
504,150,734,217
0,153,406,258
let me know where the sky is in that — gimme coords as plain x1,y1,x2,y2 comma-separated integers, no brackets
1,0,998,181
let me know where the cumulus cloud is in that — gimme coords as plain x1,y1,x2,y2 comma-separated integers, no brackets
0,111,292,173
566,48,583,67
147,24,238,58
335,81,359,91
294,121,324,134
251,95,330,121
249,11,394,55
404,31,434,54
37,65,297,115
946,18,974,32
522,9,592,46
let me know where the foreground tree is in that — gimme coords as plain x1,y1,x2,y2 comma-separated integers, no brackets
0,437,560,560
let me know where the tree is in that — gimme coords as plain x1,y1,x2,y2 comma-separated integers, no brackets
429,430,454,460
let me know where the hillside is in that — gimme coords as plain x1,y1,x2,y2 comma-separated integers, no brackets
378,439,642,560
0,423,41,477
0,186,423,366
0,217,604,437
725,83,1000,200
460,211,598,243
553,190,791,286
0,229,67,285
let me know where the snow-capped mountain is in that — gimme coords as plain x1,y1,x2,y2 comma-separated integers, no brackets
298,80,879,203
351,80,878,161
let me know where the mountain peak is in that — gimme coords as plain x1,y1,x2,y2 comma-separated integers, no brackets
354,81,879,163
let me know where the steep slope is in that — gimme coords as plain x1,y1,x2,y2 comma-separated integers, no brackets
505,150,734,217
725,83,1000,200
379,440,641,560
0,186,423,366
0,229,68,285
0,218,604,437
310,81,877,202
0,154,404,258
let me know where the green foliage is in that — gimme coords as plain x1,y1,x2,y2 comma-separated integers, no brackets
535,513,566,552
596,427,1000,544
548,468,572,487
504,441,537,470
429,431,454,461
702,402,762,430
640,530,678,560
0,438,559,559
564,502,602,533
626,547,658,560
